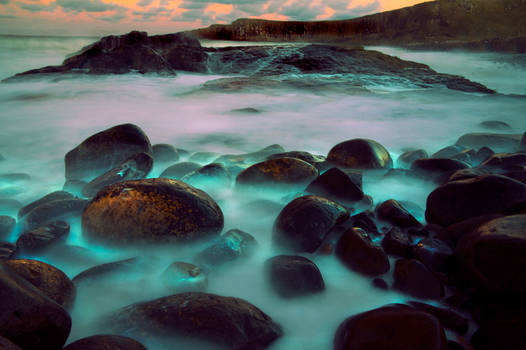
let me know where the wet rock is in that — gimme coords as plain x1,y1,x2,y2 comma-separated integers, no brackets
479,152,526,172
472,146,495,165
100,292,282,349
413,238,453,272
194,228,257,269
152,143,179,163
306,167,364,204
189,151,219,163
82,178,224,244
408,301,468,335
16,221,70,253
2,259,75,310
436,214,504,247
426,175,526,226
0,263,71,350
336,227,390,276
372,278,388,290
411,158,470,183
0,242,17,259
273,195,349,253
456,132,522,152
20,199,84,231
376,199,421,228
18,190,74,219
381,227,413,257
447,167,490,182
0,216,15,240
334,305,447,350
431,145,467,159
350,210,379,234
265,255,324,298
215,144,285,165
394,258,444,299
397,149,428,168
455,214,526,293
267,151,325,166
0,336,22,350
181,162,232,188
161,261,207,293
479,120,511,131
65,123,152,181
63,335,147,350
236,157,318,189
72,257,140,285
160,161,201,179
327,138,392,169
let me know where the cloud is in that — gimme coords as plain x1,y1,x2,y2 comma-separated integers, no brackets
133,6,173,21
56,0,123,13
0,14,16,18
18,2,56,12
0,0,10,4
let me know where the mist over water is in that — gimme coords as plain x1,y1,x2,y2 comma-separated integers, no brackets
1,35,526,349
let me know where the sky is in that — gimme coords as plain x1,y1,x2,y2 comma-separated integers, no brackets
0,0,429,36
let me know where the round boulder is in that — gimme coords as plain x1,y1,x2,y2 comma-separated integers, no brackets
411,158,470,184
327,138,393,169
393,259,444,299
160,161,201,179
63,335,147,350
397,149,428,168
82,178,224,244
152,143,179,163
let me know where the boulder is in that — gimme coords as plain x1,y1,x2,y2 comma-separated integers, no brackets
408,301,468,335
381,227,413,257
435,214,503,246
413,238,453,272
394,259,444,299
267,151,326,167
0,242,17,259
327,138,392,169
189,151,219,164
161,261,207,293
82,178,223,244
306,167,364,204
215,144,285,165
456,132,522,152
16,221,70,253
447,168,490,182
65,123,152,181
350,210,379,235
63,335,147,350
376,199,420,228
72,257,141,285
0,216,15,240
99,292,282,349
18,190,74,219
397,149,428,168
0,336,22,350
273,195,349,253
23,198,88,230
336,227,390,276
334,305,447,350
479,152,526,172
411,158,470,183
194,229,257,269
426,175,526,226
181,163,232,188
152,143,179,163
471,310,526,350
160,161,201,179
431,145,466,159
265,255,325,298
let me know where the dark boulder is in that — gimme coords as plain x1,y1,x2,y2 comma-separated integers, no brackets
160,161,201,179
181,162,232,188
397,149,428,168
411,158,470,183
479,152,526,172
161,261,207,293
63,335,147,350
376,199,421,228
273,195,349,253
436,214,504,246
0,216,15,240
0,263,71,350
0,242,17,259
381,227,413,258
65,123,152,181
471,310,526,350
2,259,75,310
350,210,379,235
334,305,447,350
267,151,326,167
372,278,389,290
426,175,526,226
18,190,74,219
413,238,453,273
82,178,224,244
99,292,282,349
265,255,325,298
472,146,494,165
431,145,466,159
306,167,364,204
72,257,141,285
394,259,444,299
447,167,490,182
152,143,180,163
0,336,22,350
456,132,522,153
215,144,285,166
16,221,70,253
23,198,88,230
327,138,392,169
82,152,153,198
336,227,390,276
520,132,526,152
408,301,468,335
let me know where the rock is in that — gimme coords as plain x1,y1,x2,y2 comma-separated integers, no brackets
381,227,413,257
336,227,390,276
62,180,87,196
72,257,141,285
23,198,87,230
426,175,526,226
0,216,15,240
161,261,207,293
408,301,468,335
236,157,318,189
194,229,257,269
479,152,526,172
215,144,285,165
181,162,232,188
372,278,389,290
0,336,22,350
82,178,224,244
334,305,447,350
472,146,495,165
0,263,71,350
152,143,180,163
431,145,467,159
397,149,428,168
327,138,392,169
455,214,526,293
0,242,17,259
265,255,324,298
81,152,153,197
160,161,201,179
411,158,470,183
18,190,74,219
376,199,420,228
456,133,522,153
471,310,526,350
100,292,282,349
0,198,22,216
306,167,364,204
267,151,326,166
394,259,444,299
350,210,379,235
436,214,504,246
231,107,261,114
520,132,526,152
65,123,152,181
63,335,147,350
189,151,219,163
479,120,511,131
16,221,70,253
413,238,453,272
273,195,349,253
2,259,75,310
447,167,490,182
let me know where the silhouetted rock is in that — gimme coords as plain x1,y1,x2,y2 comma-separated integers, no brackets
413,238,453,273
265,255,324,298
436,214,503,247
160,161,201,179
306,167,364,204
411,158,470,183
161,261,207,293
0,336,22,350
0,242,17,259
376,199,420,228
394,259,444,299
372,278,388,290
17,190,74,219
447,167,490,182
63,335,147,350
350,210,379,235
215,144,285,165
471,310,526,350
152,143,179,162
408,301,468,335
381,227,413,258
327,138,392,169
16,221,69,253
479,152,526,173
397,149,428,168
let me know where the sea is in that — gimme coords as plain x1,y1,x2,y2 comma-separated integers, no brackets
0,34,525,349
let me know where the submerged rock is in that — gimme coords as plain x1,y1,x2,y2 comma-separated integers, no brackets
394,258,444,299
327,138,392,169
306,167,364,204
397,149,428,168
82,178,224,244
16,221,69,253
381,227,413,258
160,161,201,179
456,132,522,152
72,257,141,285
407,301,468,335
161,261,208,293
152,143,180,163
0,242,17,259
17,190,74,219
181,162,232,188
411,158,470,183
479,120,512,131
63,335,147,350
376,199,421,228
23,199,87,230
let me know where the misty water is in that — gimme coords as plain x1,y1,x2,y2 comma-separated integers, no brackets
1,35,526,349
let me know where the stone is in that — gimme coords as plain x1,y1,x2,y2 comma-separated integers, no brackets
426,175,526,226
431,145,467,159
350,210,379,235
231,107,261,114
189,151,219,163
215,144,285,165
22,198,87,230
376,199,421,228
265,255,325,298
152,143,180,163
447,167,490,182
413,238,453,273
16,221,70,253
181,162,232,188
479,120,512,130
72,257,141,285
63,335,147,350
160,161,201,179
62,180,87,196
381,227,413,257
408,301,468,335
0,242,17,259
81,152,153,198
100,292,282,349
334,305,447,350
0,336,22,350
471,310,526,350
65,123,152,181
520,132,526,152
411,158,470,183
479,152,526,172
161,261,207,293
372,278,388,290
273,195,349,253
327,138,392,169
306,167,364,204
436,214,504,246
267,151,326,166
394,259,444,299
18,190,74,219
82,178,224,244
456,133,522,153
472,146,495,165
336,227,390,276
397,149,428,168
0,199,22,216
0,216,15,240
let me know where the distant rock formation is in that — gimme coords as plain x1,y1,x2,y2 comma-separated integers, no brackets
190,0,526,52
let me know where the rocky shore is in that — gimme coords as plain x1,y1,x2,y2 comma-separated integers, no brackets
1,121,525,349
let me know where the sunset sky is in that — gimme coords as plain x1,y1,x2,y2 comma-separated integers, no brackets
0,0,429,36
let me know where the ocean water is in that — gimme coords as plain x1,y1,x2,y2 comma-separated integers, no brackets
1,35,526,349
